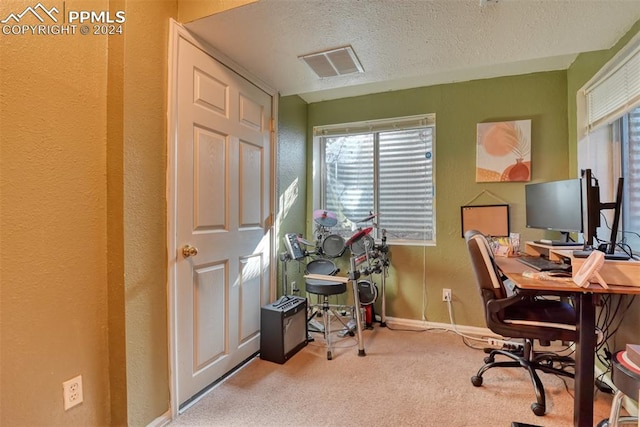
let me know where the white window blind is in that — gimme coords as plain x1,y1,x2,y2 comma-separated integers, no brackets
378,129,434,240
316,114,435,244
585,43,640,130
623,108,640,246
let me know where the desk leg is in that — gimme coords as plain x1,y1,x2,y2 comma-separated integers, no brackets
574,292,596,427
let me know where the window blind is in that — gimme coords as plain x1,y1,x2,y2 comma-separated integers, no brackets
324,134,374,224
585,43,640,130
318,115,435,243
624,109,640,240
378,129,434,241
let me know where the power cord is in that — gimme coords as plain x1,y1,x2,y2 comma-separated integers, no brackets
593,293,635,392
597,212,636,258
445,298,491,345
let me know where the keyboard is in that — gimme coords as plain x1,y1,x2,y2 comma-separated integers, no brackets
516,256,572,272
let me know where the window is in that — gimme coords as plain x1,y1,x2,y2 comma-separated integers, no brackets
580,34,640,252
313,114,435,245
620,108,640,250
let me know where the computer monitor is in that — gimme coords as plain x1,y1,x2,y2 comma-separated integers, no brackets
583,168,624,254
525,178,583,243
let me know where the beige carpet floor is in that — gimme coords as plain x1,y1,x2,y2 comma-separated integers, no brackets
170,322,615,427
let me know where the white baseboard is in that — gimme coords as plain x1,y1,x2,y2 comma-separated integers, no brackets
390,317,640,418
388,316,637,414
147,410,171,427
384,316,499,339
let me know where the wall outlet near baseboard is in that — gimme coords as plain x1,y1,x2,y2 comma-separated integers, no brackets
442,288,451,302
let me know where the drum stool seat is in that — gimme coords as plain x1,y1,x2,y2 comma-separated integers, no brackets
306,280,346,296
598,350,640,427
305,278,349,360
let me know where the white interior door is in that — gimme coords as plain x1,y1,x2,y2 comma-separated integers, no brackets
174,35,273,409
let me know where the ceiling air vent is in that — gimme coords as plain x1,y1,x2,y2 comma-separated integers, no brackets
299,45,364,78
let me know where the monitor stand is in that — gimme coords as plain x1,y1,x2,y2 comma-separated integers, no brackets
572,249,630,261
534,239,583,247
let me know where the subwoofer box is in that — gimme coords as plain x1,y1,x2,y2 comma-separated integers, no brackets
260,296,307,364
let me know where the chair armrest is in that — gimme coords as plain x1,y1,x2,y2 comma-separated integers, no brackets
485,288,567,315
485,291,527,314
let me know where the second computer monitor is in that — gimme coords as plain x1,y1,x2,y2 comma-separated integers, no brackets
525,178,583,241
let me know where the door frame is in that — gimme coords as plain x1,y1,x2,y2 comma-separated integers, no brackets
166,19,278,419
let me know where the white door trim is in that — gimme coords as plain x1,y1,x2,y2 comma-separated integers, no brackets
166,19,278,419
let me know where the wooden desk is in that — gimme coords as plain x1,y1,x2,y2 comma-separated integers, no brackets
551,249,640,287
497,257,640,427
522,241,640,287
523,241,584,261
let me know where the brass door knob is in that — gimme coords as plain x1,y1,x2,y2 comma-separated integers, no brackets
182,245,198,258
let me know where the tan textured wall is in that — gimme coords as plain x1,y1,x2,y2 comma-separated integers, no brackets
0,0,110,425
121,1,176,425
107,2,127,425
1,0,178,425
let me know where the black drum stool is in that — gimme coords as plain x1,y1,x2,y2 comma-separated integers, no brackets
305,278,348,360
597,350,640,427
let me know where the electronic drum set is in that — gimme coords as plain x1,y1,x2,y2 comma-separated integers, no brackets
281,209,391,330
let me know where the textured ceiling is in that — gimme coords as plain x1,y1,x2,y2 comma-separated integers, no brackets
186,0,640,103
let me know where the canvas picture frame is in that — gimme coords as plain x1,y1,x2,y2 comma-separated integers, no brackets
476,119,531,182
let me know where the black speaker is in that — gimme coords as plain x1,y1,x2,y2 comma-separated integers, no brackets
260,296,307,364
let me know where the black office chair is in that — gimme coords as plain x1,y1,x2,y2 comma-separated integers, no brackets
465,230,577,416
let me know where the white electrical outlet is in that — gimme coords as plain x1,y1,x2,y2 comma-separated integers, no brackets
442,288,451,302
62,375,83,410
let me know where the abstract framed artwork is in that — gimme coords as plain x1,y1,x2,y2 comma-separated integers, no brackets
476,119,531,182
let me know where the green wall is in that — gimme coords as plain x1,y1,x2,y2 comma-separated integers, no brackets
280,71,572,327
277,96,309,295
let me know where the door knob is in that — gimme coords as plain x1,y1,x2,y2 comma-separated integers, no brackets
182,245,198,258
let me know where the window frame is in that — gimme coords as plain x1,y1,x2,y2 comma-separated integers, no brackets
578,33,640,252
312,114,436,246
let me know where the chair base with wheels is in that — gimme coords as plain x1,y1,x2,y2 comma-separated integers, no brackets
597,350,640,427
471,339,575,416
